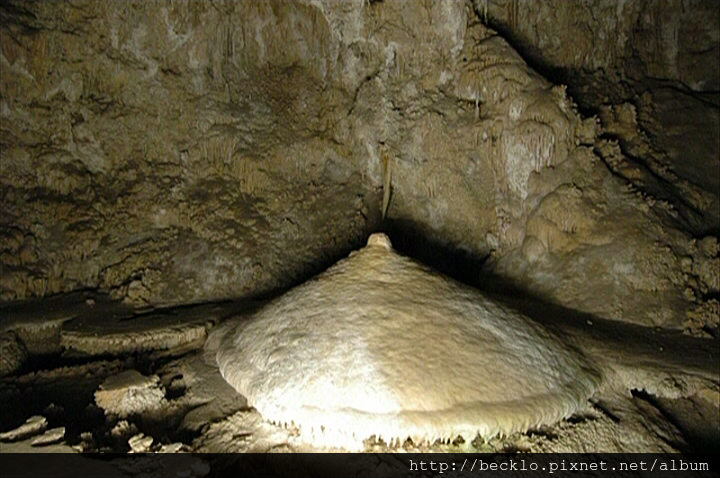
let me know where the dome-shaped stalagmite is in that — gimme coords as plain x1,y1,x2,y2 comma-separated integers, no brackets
215,233,601,449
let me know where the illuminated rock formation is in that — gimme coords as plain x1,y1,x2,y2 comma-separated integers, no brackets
215,233,600,449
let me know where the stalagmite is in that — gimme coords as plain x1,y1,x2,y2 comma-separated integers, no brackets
215,233,600,449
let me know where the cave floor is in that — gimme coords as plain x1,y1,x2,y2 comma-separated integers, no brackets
0,291,717,456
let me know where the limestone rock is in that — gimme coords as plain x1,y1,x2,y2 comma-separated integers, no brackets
0,416,47,442
0,0,716,369
95,370,166,418
30,427,66,447
474,0,719,94
0,331,27,377
128,433,154,453
216,234,600,450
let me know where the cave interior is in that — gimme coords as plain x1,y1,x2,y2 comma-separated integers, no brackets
0,0,718,458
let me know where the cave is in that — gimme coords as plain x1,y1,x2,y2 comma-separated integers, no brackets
0,0,718,466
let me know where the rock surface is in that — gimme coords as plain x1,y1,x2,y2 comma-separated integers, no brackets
475,0,719,94
0,294,716,455
31,426,66,447
95,370,166,418
0,0,717,460
1,0,716,332
0,415,47,442
0,330,27,377
474,0,720,234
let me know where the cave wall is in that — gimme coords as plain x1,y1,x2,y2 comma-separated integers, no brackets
475,0,720,95
475,0,720,233
1,0,718,331
1,1,376,305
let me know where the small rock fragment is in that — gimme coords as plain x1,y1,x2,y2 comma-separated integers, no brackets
158,442,185,453
128,433,153,453
95,370,166,418
111,420,138,440
510,437,533,452
74,432,95,453
0,416,47,442
31,427,65,446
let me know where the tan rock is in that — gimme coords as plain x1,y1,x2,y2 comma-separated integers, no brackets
215,234,600,450
95,370,166,418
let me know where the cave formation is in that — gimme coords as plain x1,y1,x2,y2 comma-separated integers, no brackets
214,233,601,450
0,0,718,459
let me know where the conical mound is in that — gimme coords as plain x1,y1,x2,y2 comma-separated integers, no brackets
215,233,600,449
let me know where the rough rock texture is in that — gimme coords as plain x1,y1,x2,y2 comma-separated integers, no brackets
0,290,239,364
0,415,47,442
0,295,716,454
94,370,166,418
0,330,27,377
474,0,720,234
475,0,720,94
0,2,718,329
30,426,65,447
0,1,373,305
127,433,153,453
